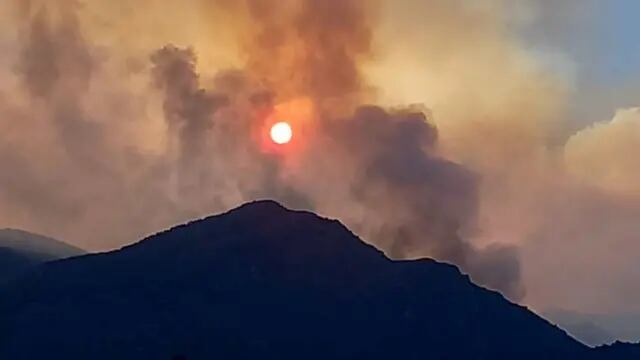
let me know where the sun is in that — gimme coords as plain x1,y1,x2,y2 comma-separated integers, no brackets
270,121,293,145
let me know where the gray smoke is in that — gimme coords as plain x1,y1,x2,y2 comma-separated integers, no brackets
306,106,523,298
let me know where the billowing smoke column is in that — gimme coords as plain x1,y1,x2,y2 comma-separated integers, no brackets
315,106,523,298
150,0,524,297
151,46,228,164
2,0,640,310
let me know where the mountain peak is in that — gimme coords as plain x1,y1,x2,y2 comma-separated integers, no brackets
231,199,290,213
123,200,388,272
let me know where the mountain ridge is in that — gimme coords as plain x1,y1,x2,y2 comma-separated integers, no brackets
1,200,637,359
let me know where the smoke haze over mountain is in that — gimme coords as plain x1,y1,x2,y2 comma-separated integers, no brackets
0,0,639,314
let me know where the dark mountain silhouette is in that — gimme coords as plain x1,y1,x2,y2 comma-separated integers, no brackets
0,200,637,359
0,229,85,285
593,342,640,358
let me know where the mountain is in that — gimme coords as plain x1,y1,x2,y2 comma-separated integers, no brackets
545,309,640,346
0,200,637,359
593,342,640,358
0,228,85,285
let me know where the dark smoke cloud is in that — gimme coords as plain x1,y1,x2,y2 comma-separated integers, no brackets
151,46,228,162
17,3,104,169
310,106,523,299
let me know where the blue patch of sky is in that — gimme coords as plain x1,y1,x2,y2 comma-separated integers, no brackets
516,0,640,131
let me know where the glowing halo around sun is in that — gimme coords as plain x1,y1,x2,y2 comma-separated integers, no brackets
270,121,293,145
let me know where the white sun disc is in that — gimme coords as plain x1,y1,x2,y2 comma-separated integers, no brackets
270,122,293,145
